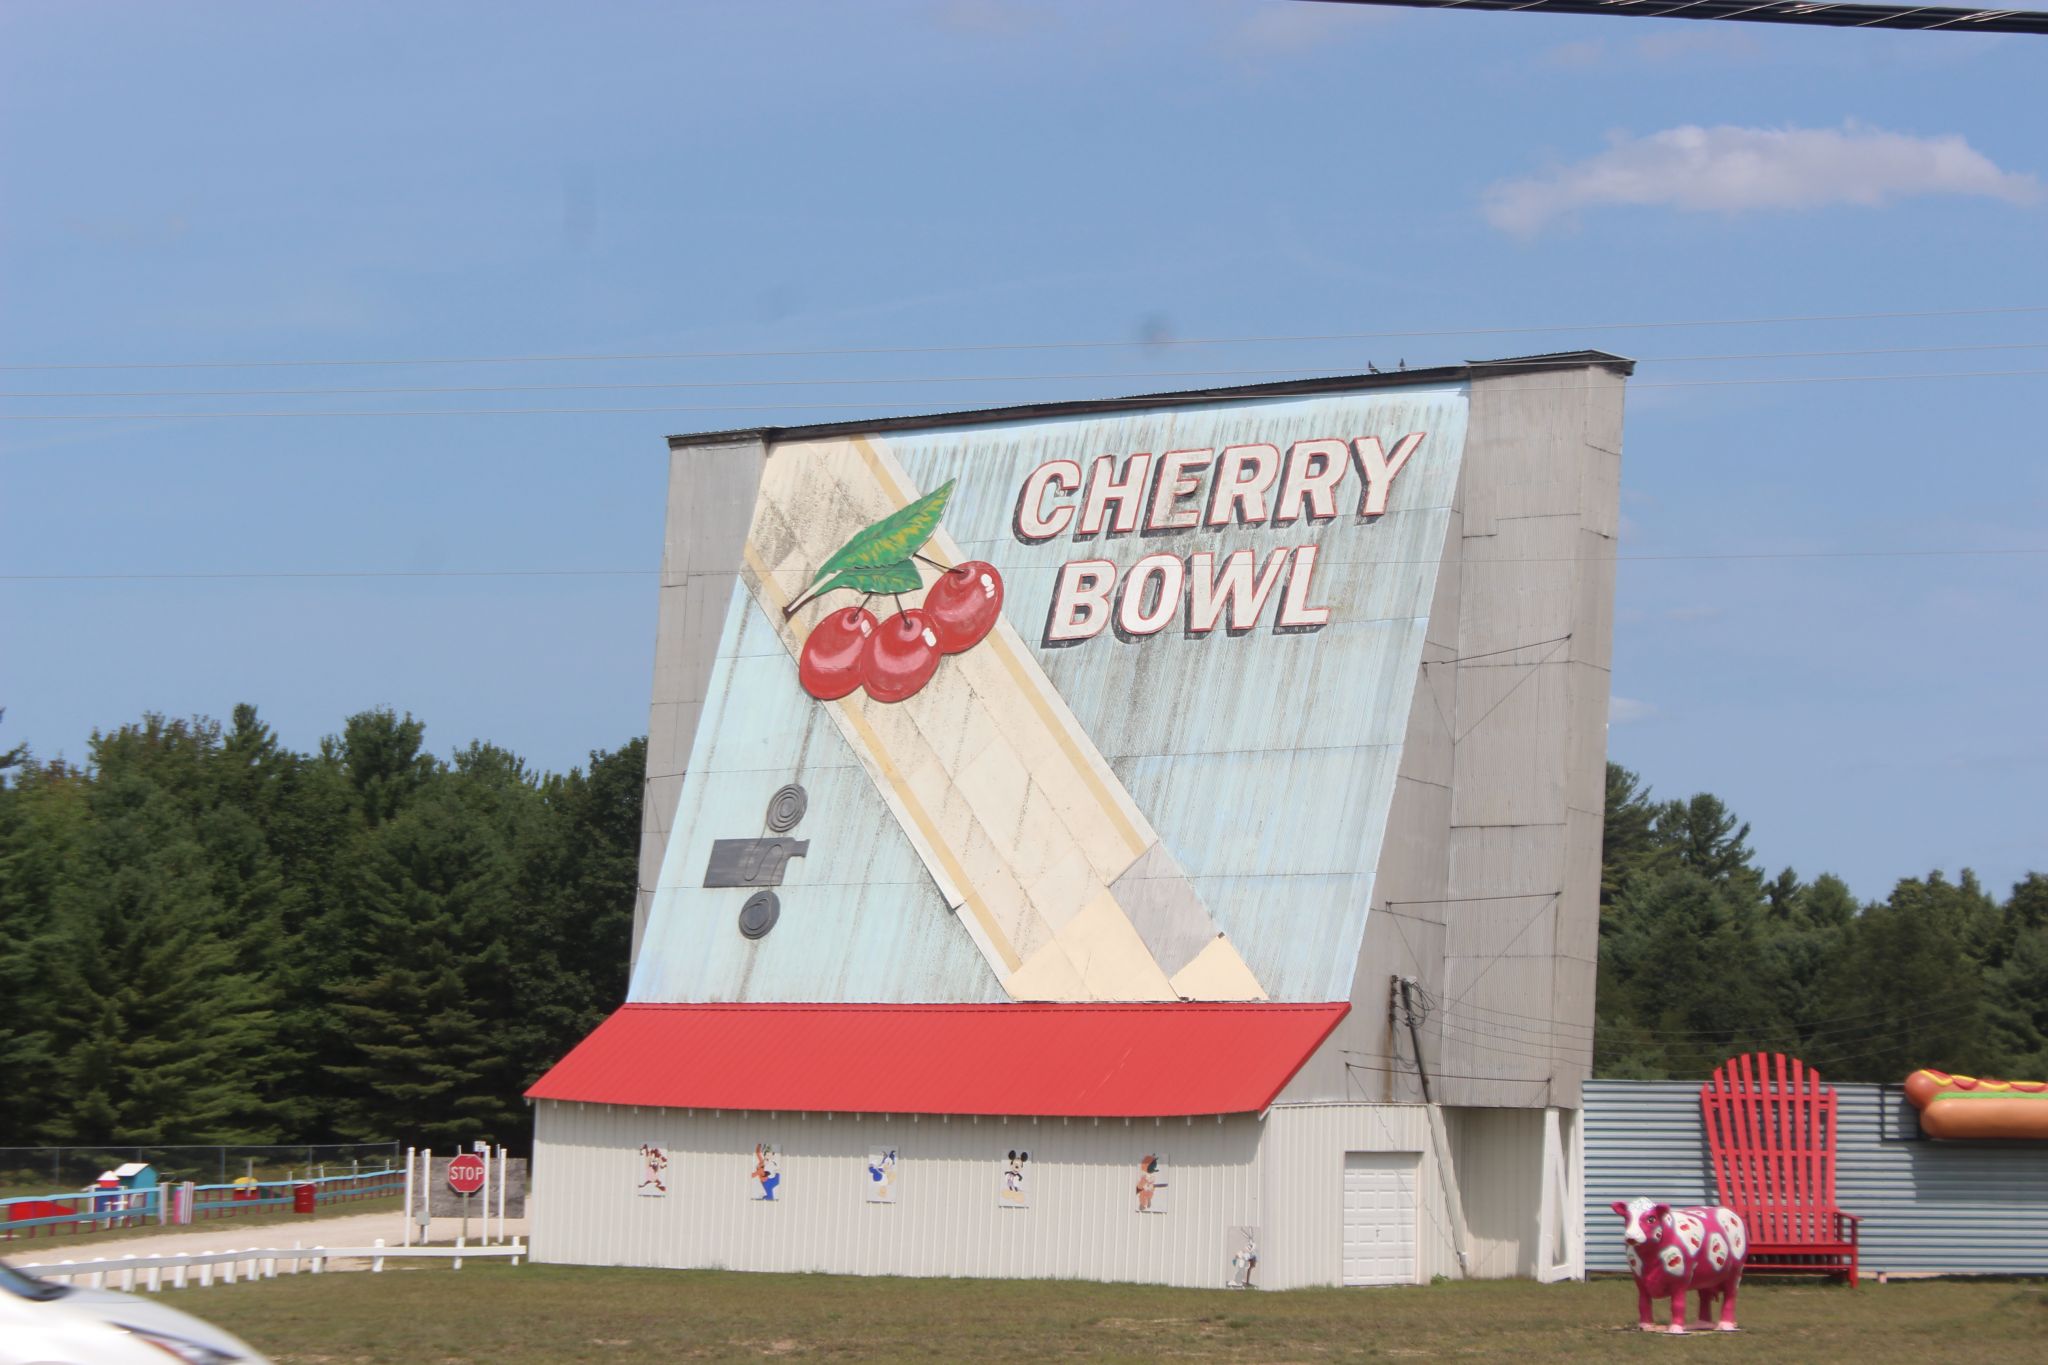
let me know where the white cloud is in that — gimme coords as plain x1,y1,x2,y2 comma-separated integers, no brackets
1484,121,2042,236
1609,696,1659,725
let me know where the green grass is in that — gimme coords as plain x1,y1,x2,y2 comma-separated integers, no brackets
0,1194,403,1254
179,1264,2045,1364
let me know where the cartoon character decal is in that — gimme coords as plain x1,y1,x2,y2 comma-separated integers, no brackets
750,1143,782,1201
1136,1154,1170,1214
865,1149,898,1204
997,1150,1030,1209
1228,1231,1258,1289
637,1143,668,1197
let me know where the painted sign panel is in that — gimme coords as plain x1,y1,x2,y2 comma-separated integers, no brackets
750,1143,782,1202
865,1149,898,1204
638,1143,668,1197
1136,1153,1170,1215
630,384,1469,1005
998,1150,1031,1210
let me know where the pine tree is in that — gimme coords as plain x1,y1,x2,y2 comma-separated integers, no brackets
1810,872,2002,1082
324,754,532,1147
42,770,279,1141
0,754,85,1144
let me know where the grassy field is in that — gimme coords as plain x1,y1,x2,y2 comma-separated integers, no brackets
181,1264,2045,1364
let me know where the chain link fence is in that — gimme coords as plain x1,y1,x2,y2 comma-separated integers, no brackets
0,1142,401,1192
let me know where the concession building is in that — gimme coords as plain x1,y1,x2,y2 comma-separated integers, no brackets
527,352,1632,1288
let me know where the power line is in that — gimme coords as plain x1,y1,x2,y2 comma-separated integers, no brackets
1312,0,2048,38
1384,890,1563,908
6,546,2043,583
3,304,2043,372
7,342,2045,401
1412,974,1981,1040
4,365,2042,422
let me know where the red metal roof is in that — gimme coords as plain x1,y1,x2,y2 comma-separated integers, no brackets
526,1001,1349,1118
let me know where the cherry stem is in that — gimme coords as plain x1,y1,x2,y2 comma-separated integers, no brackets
913,552,949,570
893,594,906,614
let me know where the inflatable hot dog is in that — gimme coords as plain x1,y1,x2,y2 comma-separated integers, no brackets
1904,1069,2048,1140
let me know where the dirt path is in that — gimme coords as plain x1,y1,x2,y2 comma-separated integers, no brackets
8,1209,529,1273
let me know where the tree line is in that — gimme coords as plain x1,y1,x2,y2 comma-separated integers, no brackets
3,705,2043,1152
1596,764,2047,1084
0,706,639,1152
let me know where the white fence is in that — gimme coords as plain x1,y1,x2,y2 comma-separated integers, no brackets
17,1239,525,1293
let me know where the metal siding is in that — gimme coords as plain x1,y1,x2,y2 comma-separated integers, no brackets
1309,368,1623,1112
888,392,1466,1007
1446,1106,1546,1279
634,437,767,970
532,1100,1260,1288
1583,1079,2048,1275
1257,1104,1460,1289
633,387,1472,1006
533,1098,1550,1289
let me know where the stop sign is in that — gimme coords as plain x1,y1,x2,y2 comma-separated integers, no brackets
446,1153,486,1195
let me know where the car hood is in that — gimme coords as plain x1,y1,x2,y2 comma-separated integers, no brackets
53,1285,271,1362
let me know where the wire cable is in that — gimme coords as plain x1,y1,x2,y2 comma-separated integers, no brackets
5,365,2048,420
7,364,2042,422
7,341,2046,401
4,303,2044,371
7,545,2043,582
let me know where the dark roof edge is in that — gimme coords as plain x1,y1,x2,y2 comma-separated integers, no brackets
666,349,1636,450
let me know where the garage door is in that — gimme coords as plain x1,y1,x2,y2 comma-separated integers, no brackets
1341,1152,1420,1286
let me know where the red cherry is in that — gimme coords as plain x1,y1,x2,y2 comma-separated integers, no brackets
861,609,941,703
923,561,1004,654
798,607,876,700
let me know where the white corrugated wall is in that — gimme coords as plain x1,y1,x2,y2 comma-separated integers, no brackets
534,1099,1555,1290
1256,1103,1452,1289
533,1100,1260,1288
1445,1106,1546,1279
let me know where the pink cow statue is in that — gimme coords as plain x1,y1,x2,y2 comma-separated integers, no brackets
1610,1197,1748,1334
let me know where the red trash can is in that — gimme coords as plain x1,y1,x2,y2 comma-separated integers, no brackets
292,1183,316,1214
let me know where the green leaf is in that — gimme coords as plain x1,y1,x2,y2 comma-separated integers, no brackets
809,479,954,586
815,561,922,599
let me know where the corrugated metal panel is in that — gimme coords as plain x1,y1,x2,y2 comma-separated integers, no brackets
1583,1079,2048,1275
1257,1103,1462,1289
527,1002,1347,1117
533,1098,1537,1290
532,1099,1260,1289
887,391,1468,1007
632,387,1472,1007
1445,1106,1546,1278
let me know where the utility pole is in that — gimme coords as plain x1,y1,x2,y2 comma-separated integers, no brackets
1398,976,1434,1104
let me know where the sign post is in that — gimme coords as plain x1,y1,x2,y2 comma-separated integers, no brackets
446,1152,486,1246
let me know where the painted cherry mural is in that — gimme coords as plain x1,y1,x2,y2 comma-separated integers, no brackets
797,606,877,700
783,479,1006,704
861,609,943,703
923,560,1005,654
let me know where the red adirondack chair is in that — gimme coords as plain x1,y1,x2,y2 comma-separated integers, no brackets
1699,1053,1861,1286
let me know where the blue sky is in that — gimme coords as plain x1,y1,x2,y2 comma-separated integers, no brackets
2,1,2043,903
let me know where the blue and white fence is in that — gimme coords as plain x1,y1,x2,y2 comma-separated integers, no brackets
2,1168,404,1241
